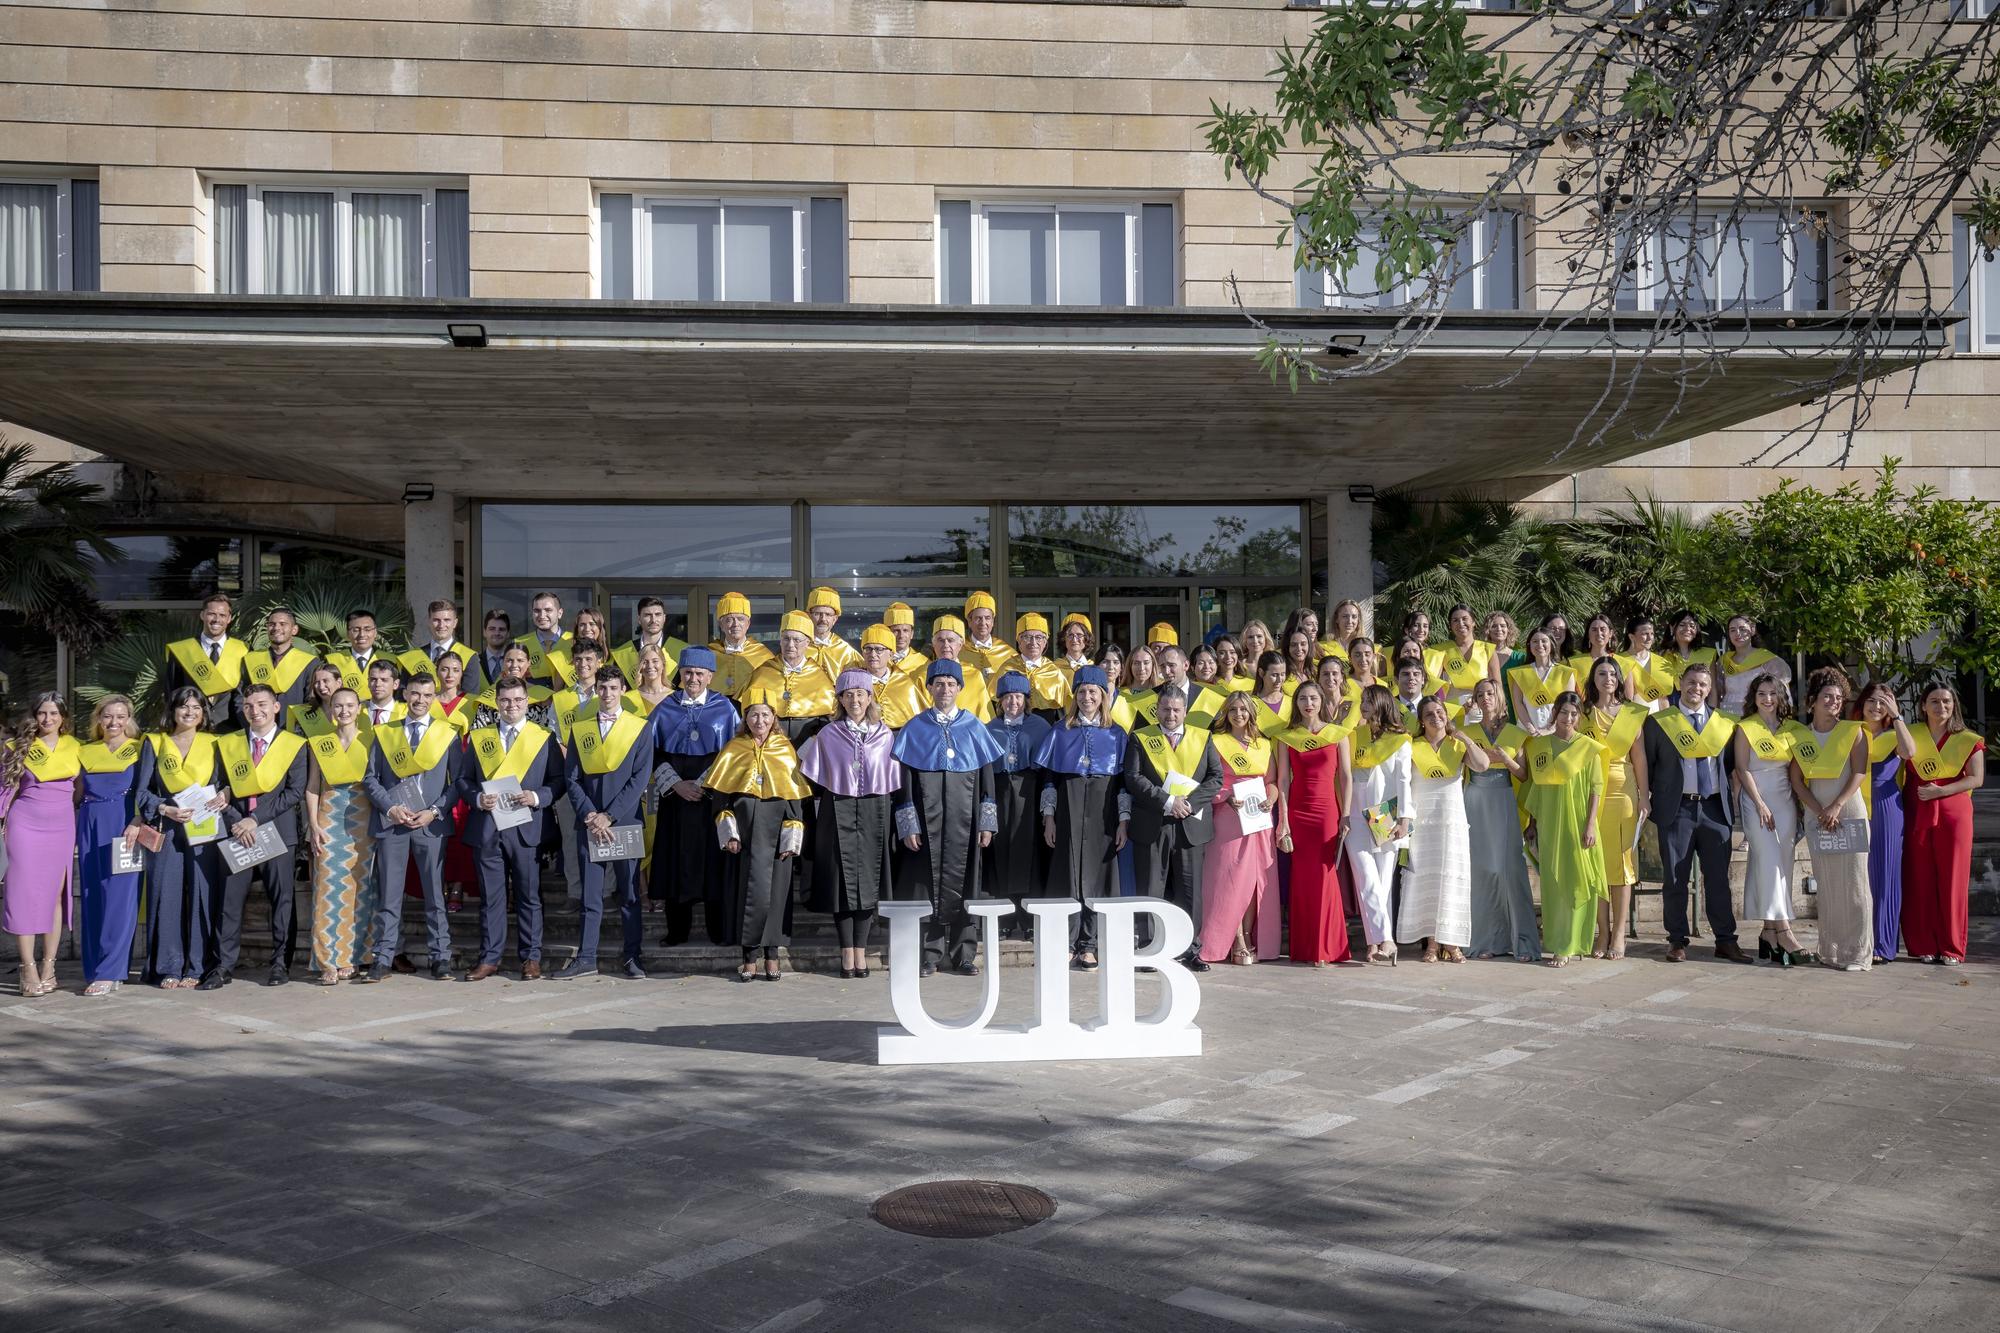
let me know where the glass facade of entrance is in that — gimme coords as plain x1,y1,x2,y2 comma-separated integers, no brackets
471,502,1312,650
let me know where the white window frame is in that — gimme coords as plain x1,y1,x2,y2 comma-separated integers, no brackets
1616,208,1829,313
0,172,75,293
1960,213,2000,352
1298,208,1518,311
212,178,442,297
950,200,1144,306
625,194,812,303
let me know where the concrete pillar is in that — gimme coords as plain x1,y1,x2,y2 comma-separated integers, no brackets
403,490,457,628
1327,490,1376,635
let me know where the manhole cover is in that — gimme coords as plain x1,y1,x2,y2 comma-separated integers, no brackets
871,1180,1057,1239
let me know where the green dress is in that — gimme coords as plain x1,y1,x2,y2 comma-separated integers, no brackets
1523,734,1608,958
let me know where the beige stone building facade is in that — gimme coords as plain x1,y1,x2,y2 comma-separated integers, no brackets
0,0,1990,696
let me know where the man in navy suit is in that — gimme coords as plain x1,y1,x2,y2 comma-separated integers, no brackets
459,677,556,981
554,664,654,979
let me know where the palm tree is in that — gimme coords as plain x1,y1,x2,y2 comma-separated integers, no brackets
1369,493,1596,633
250,560,412,655
0,438,121,665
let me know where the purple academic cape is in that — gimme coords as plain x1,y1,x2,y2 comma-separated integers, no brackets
796,720,901,797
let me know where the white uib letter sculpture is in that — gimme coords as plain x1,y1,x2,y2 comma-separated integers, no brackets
875,897,1203,1065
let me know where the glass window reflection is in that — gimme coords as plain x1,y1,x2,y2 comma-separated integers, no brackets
1007,506,1300,580
91,534,244,601
809,506,990,580
482,505,793,580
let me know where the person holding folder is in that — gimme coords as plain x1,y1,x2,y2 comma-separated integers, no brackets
203,683,309,989
460,677,555,981
359,674,464,982
1122,684,1226,970
555,664,653,979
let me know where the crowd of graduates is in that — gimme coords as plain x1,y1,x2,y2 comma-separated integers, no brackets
0,587,1985,997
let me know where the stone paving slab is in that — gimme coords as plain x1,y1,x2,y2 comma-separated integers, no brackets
3,926,1998,1333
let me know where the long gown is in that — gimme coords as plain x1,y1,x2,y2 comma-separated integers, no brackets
1866,743,1906,961
721,793,802,951
1200,740,1279,963
1524,737,1607,958
985,714,1051,928
77,751,143,983
309,738,377,976
1585,706,1643,886
1,761,77,937
1805,763,1872,969
1738,750,1798,923
1035,722,1128,955
1345,744,1412,948
132,734,222,983
797,720,898,917
1399,767,1473,948
1284,736,1349,963
1901,735,1981,963
1464,765,1538,960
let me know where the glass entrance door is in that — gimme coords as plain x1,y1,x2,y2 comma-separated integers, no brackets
1096,587,1189,656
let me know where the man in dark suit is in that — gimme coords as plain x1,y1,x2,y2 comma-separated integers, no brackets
203,682,309,989
163,590,249,733
1123,685,1227,971
467,609,514,698
1642,662,1748,964
556,664,654,979
360,673,465,981
459,676,555,981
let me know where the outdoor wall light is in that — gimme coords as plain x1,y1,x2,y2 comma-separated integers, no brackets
1324,334,1366,357
446,322,488,348
1347,485,1376,504
402,483,437,505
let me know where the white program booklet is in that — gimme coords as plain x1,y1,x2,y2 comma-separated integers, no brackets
179,784,223,845
481,776,533,831
1233,778,1274,834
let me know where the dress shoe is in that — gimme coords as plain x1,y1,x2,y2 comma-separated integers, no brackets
195,969,232,991
266,965,289,987
548,959,596,980
391,954,417,974
1178,951,1212,973
1664,946,1687,963
428,959,454,981
919,961,936,977
839,967,856,979
1714,941,1752,964
357,962,392,983
956,962,980,977
465,963,502,981
621,960,647,980
520,960,542,981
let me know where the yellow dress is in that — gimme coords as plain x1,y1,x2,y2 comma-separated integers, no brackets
1583,703,1647,886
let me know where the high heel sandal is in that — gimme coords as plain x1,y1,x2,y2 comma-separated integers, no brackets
1442,947,1465,964
1757,929,1777,961
1420,945,1439,964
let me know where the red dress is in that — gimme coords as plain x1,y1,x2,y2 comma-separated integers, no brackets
1285,736,1351,963
1901,734,1984,962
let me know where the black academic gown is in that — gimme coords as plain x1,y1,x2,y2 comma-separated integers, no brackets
985,715,1051,931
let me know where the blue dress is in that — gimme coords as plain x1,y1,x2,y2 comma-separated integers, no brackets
77,759,143,982
1868,750,1905,961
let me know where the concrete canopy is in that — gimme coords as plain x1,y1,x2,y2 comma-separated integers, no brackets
0,295,1939,503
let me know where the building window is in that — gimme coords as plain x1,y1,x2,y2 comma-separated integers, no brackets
1954,213,2000,353
596,193,846,303
480,504,795,580
936,199,1177,306
211,182,469,297
1297,209,1521,310
0,175,98,292
1615,208,1830,313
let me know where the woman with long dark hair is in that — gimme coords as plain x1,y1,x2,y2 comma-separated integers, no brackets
2,693,79,995
1733,673,1808,965
132,686,225,989
1275,680,1353,967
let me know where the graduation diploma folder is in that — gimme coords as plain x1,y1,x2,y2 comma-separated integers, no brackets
217,821,288,875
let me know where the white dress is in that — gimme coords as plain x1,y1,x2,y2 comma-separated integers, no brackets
1398,768,1473,948
1737,751,1797,922
1345,747,1412,947
1514,665,1558,733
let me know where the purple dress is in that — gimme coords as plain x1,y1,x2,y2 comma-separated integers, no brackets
1868,749,1906,961
77,743,144,981
2,738,81,936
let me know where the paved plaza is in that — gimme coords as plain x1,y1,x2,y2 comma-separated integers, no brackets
3,927,1997,1333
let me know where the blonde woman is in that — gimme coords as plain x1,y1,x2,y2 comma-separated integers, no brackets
77,695,146,996
1237,621,1275,675
1200,692,1280,964
303,687,377,984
